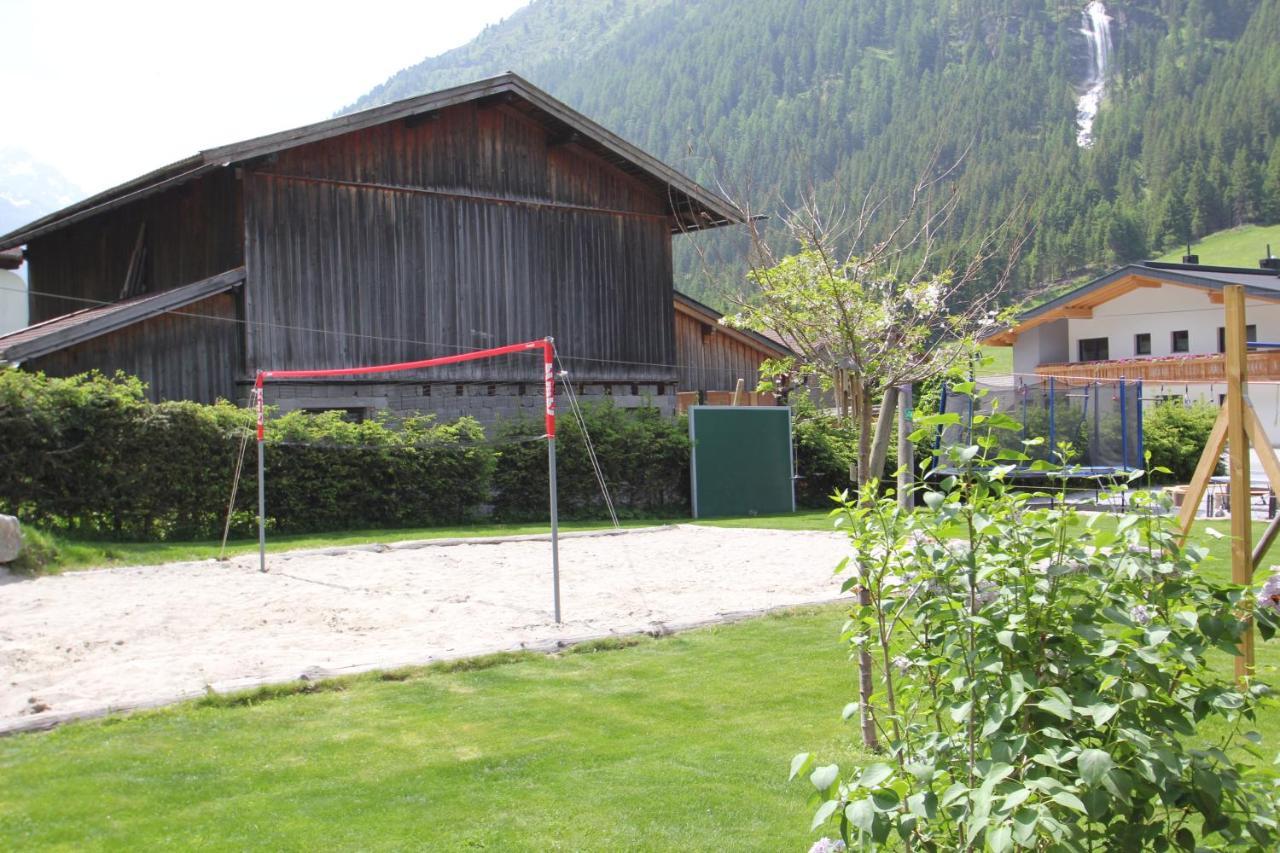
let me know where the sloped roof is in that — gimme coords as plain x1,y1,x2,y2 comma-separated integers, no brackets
0,268,244,364
983,261,1280,345
672,291,794,358
0,74,745,250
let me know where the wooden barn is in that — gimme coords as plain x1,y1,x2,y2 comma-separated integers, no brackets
0,74,779,420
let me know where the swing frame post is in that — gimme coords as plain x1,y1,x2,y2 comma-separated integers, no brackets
1224,285,1254,681
1173,286,1280,681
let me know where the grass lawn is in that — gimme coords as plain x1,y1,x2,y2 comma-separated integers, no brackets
977,345,1013,376
1156,223,1280,268
0,606,862,850
2,514,1279,849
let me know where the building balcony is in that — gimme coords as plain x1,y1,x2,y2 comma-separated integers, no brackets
1035,350,1280,383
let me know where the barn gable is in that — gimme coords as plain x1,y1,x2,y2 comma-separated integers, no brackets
0,75,744,415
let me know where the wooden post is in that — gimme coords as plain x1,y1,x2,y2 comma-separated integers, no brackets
732,377,745,406
1177,407,1229,543
898,384,914,512
1225,285,1254,680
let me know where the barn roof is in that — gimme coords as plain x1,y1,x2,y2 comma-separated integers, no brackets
0,74,745,250
0,267,244,364
672,291,794,358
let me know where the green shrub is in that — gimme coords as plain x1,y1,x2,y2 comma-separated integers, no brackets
262,411,494,534
0,368,495,539
490,400,690,521
796,406,1280,849
1143,400,1221,483
791,398,856,507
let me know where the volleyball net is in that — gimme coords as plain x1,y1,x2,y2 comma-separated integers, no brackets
251,337,565,622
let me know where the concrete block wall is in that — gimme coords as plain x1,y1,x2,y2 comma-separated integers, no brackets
256,381,676,425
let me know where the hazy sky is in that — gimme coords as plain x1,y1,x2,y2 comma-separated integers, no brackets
0,0,530,196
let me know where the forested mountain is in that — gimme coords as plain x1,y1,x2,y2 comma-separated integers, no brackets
347,0,1280,309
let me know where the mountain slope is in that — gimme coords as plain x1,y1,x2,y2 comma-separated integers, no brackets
0,149,81,240
348,0,1280,308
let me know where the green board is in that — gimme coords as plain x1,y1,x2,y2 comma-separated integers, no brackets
689,406,795,518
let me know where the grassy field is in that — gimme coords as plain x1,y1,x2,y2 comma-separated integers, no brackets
977,344,1013,376
1157,223,1280,268
2,514,1278,850
0,607,860,850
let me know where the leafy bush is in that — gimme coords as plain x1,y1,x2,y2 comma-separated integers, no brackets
795,409,1280,849
490,401,690,521
0,369,494,539
792,398,856,508
1143,400,1221,483
262,411,494,533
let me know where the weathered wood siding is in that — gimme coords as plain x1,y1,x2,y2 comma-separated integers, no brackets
27,293,242,403
674,309,773,392
26,170,244,324
243,100,676,382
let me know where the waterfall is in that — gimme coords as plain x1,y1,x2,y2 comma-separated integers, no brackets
1075,1,1113,148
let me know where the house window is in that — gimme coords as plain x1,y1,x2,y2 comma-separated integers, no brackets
1078,337,1109,362
1134,333,1151,356
1171,330,1190,353
1217,324,1258,353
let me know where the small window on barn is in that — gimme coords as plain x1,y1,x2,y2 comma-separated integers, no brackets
517,383,526,396
657,383,666,396
487,384,497,397
1134,333,1151,356
455,384,465,397
421,383,432,397
1171,330,1189,353
301,407,369,423
1217,325,1257,353
630,384,639,396
604,384,614,396
1078,337,1109,362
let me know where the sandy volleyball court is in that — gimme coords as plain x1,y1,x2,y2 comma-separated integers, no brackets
0,525,850,733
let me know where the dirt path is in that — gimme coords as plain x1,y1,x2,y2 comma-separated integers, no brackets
0,525,850,733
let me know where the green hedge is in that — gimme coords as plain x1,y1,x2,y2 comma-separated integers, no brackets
1,368,869,538
0,370,494,539
489,403,691,521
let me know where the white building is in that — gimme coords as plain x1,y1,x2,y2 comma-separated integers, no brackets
0,249,24,336
984,260,1280,443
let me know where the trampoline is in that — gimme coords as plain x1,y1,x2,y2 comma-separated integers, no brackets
933,375,1143,480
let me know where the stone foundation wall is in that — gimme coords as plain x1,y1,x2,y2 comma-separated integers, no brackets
248,381,677,424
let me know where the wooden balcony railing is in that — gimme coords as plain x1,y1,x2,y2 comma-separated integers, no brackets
1035,350,1280,382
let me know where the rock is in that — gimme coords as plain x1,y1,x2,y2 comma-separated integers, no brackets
0,515,20,563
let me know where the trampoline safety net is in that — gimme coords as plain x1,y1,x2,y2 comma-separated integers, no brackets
938,376,1143,472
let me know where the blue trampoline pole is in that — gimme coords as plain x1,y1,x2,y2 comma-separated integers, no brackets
1021,384,1028,445
1120,377,1128,471
935,384,948,453
1136,380,1145,469
1048,376,1057,456
967,363,975,446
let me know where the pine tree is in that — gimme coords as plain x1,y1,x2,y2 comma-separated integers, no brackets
1262,138,1280,224
1228,147,1262,226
